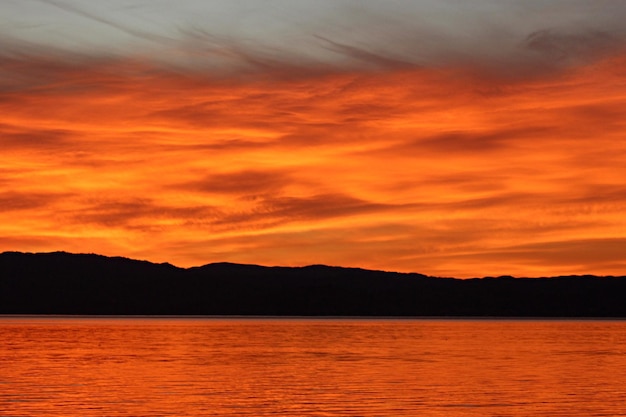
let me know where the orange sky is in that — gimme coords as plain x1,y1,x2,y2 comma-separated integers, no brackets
2,2,626,277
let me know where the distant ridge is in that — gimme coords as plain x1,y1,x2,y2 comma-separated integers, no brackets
1,251,625,317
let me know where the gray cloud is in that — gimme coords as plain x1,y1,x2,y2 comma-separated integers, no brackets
523,29,621,63
2,1,625,80
315,35,415,70
33,0,176,44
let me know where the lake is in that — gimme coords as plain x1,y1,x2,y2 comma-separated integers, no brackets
1,317,626,416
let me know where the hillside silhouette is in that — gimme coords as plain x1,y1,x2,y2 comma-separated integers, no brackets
1,251,625,316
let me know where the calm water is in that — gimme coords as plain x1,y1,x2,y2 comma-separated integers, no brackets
1,318,626,416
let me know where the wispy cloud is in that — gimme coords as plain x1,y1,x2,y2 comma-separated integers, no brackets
1,1,626,276
182,170,293,196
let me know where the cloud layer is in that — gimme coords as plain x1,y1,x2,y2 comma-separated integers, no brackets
1,1,626,276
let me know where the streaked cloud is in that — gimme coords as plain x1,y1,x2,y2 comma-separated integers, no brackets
1,1,626,276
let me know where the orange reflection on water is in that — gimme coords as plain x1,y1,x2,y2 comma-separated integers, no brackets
2,318,626,416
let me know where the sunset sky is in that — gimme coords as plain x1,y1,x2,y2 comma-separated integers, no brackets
1,0,626,277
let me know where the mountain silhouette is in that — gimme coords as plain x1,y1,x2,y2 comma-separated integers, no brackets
1,251,625,317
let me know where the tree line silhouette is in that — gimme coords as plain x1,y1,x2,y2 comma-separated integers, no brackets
1,251,625,316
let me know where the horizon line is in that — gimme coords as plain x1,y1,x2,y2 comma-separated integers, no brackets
2,250,622,280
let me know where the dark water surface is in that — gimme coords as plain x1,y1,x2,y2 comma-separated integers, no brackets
1,317,626,416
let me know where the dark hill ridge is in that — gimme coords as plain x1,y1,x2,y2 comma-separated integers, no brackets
1,251,625,316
